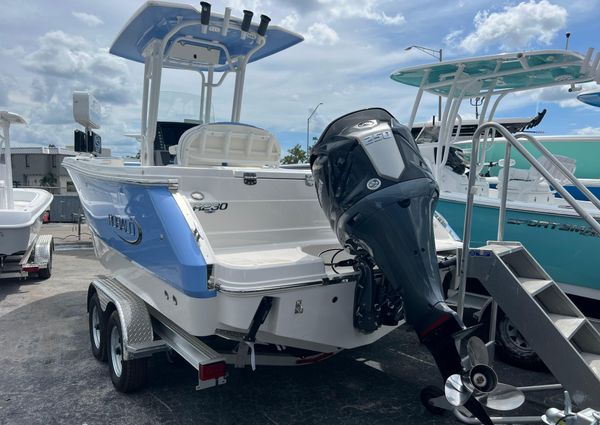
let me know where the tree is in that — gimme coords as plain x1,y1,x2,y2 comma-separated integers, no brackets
281,144,308,164
40,172,57,187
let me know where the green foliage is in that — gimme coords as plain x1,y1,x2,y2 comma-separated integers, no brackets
281,144,308,164
40,172,57,187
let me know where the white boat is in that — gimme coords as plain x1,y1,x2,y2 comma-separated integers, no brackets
63,1,463,356
64,5,600,421
0,111,53,264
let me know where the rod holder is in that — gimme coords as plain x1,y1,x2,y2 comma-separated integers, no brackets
221,7,231,36
200,2,211,24
200,1,211,33
257,14,270,36
241,10,253,39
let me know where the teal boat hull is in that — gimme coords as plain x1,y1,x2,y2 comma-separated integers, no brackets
457,137,600,179
437,197,600,296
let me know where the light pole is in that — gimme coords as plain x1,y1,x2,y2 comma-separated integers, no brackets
404,45,443,122
306,102,323,156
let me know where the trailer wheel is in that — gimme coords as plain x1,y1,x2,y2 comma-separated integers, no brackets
420,385,446,415
496,314,544,370
107,310,148,392
88,293,107,362
37,254,52,279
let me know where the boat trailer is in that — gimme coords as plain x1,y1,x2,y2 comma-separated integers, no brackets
0,234,53,279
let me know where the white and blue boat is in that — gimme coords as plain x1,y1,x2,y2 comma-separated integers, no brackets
390,50,600,301
63,1,461,358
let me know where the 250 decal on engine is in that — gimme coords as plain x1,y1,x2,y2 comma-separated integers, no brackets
192,202,229,213
362,130,392,146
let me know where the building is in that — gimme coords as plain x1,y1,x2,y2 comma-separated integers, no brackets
11,147,78,195
10,146,112,195
10,146,111,222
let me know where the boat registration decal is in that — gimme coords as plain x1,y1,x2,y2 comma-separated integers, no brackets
107,214,143,245
507,218,599,238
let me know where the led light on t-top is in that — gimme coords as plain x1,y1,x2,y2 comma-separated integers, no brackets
0,112,53,260
62,1,469,397
391,49,600,298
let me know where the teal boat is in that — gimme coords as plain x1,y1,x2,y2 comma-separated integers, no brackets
390,49,600,300
437,194,599,296
456,135,600,179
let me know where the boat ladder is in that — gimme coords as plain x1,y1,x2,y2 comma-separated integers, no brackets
467,240,600,408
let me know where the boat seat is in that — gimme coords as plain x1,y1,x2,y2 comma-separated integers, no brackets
497,165,553,203
213,247,326,291
175,123,281,167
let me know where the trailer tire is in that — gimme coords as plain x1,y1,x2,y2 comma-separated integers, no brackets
88,293,107,362
37,254,52,279
107,310,148,392
496,314,545,371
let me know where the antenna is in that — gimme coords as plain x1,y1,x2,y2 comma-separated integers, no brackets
565,32,571,50
470,97,483,119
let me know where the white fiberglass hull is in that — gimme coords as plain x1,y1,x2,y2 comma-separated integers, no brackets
64,156,459,352
0,189,52,256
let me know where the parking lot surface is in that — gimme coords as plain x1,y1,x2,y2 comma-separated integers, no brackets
0,236,563,424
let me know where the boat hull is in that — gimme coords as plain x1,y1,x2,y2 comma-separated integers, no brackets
437,196,600,298
64,158,399,351
0,189,53,257
456,136,600,179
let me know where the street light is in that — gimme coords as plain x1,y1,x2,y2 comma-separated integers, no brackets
405,45,443,122
306,102,323,156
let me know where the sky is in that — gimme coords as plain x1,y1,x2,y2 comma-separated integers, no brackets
1,0,600,157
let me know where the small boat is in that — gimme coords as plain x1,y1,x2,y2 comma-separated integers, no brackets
0,111,53,276
390,49,600,301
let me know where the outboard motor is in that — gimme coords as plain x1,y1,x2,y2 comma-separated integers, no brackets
310,108,492,424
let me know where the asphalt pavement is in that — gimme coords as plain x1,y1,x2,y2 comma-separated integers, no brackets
0,225,564,425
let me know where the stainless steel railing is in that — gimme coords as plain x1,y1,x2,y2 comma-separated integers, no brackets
456,122,600,320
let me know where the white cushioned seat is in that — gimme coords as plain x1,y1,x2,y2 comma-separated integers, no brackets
175,123,280,167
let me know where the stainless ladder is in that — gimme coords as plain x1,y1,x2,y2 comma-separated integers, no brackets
467,240,600,408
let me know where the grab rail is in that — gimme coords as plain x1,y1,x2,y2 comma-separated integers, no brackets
456,122,600,321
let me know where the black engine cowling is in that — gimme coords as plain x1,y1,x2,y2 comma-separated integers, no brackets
310,108,493,425
310,108,455,337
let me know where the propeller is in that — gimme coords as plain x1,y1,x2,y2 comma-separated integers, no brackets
466,335,489,367
444,336,526,412
476,383,526,411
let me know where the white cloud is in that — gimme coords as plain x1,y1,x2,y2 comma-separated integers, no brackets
454,0,567,52
72,11,104,27
22,31,134,105
280,13,299,31
524,82,599,108
318,0,405,25
3,30,140,156
575,126,600,135
444,29,464,47
304,22,339,46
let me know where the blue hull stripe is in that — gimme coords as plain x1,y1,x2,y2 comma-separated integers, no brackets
79,174,213,298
